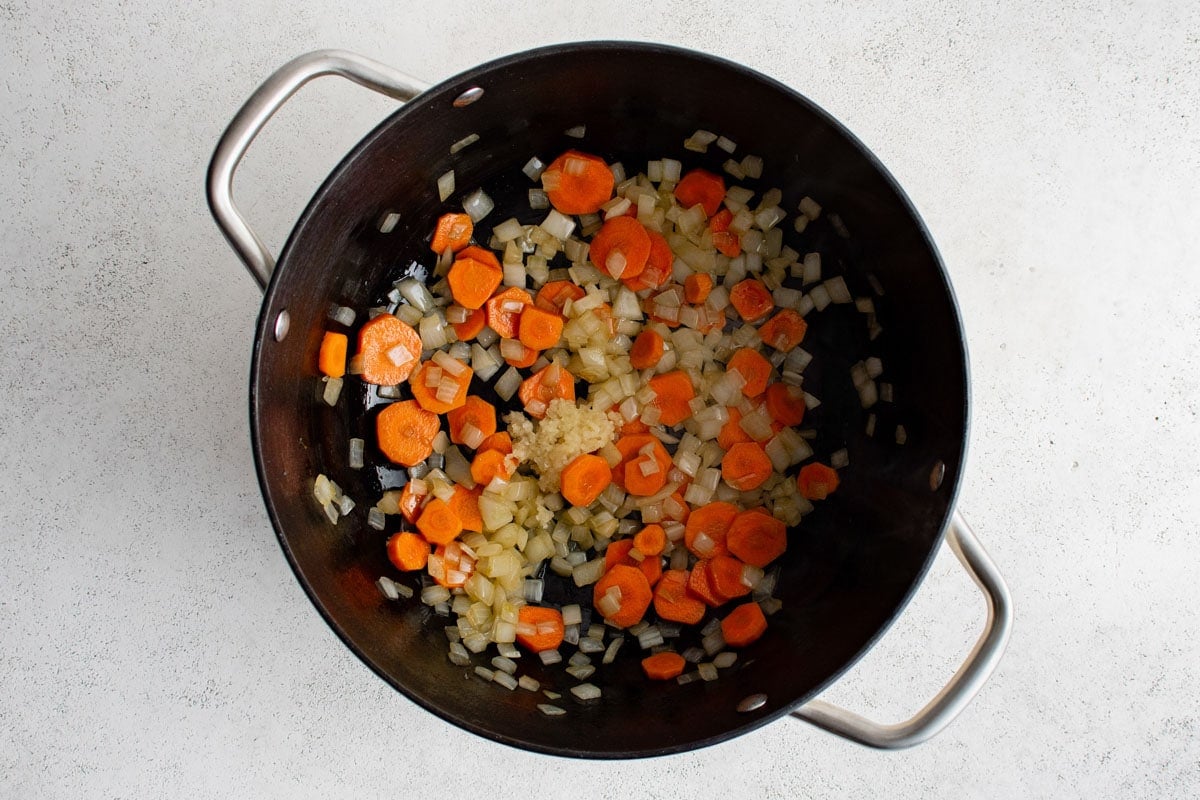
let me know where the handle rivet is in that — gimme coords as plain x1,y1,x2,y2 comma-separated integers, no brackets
274,310,290,342
453,86,484,107
737,693,767,713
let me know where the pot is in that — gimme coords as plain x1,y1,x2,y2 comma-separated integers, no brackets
208,43,1011,758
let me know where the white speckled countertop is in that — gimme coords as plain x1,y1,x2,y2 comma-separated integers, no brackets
3,1,1198,796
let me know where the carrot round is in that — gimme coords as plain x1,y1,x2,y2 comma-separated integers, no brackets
604,537,662,587
718,405,754,450
687,560,724,607
446,396,497,447
430,212,473,254
797,462,840,500
485,286,533,339
712,230,741,257
458,245,501,270
758,309,808,352
356,314,422,386
589,216,651,280
517,306,565,350
416,497,462,545
448,255,503,310
707,554,753,601
611,434,670,491
433,541,475,589
764,382,806,427
503,341,539,368
544,150,615,215
386,532,429,572
409,359,472,414
629,330,664,370
476,431,512,455
534,280,585,315
684,501,737,559
624,229,674,292
318,331,348,378
728,348,772,397
398,481,426,524
516,605,565,653
653,569,706,625
633,524,666,557
727,510,787,567
518,363,575,419
674,168,726,217
592,564,653,628
451,306,486,341
447,485,484,533
376,399,439,467
560,453,612,507
721,601,768,647
647,370,696,427
683,274,713,304
722,442,773,491
624,454,667,497
641,651,686,680
470,448,514,485
729,279,775,323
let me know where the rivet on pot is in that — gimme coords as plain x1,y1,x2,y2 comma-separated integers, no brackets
737,693,767,713
274,309,290,342
929,460,946,491
453,86,484,107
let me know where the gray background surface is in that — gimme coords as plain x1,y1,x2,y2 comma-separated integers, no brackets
2,1,1198,797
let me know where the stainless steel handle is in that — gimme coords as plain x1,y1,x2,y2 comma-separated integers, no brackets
207,50,429,290
792,512,1012,748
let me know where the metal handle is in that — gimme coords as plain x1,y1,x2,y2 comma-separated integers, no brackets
206,50,429,290
792,512,1012,748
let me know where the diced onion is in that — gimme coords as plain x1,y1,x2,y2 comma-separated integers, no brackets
437,170,455,201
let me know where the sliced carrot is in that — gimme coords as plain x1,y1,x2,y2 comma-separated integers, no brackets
386,532,429,572
516,605,565,653
718,405,754,450
517,306,565,350
722,441,774,491
707,554,753,601
485,286,533,339
457,245,501,270
728,348,772,397
709,208,733,232
674,168,726,217
687,560,724,607
797,462,840,500
633,524,666,557
653,569,706,625
729,279,774,323
624,454,667,497
357,314,422,386
415,497,462,545
503,341,539,368
447,255,503,310
667,491,691,524
757,309,808,352
376,399,439,467
590,216,651,280
447,485,484,533
398,481,426,524
451,306,486,341
684,501,737,559
470,448,514,485
446,396,497,447
409,359,472,414
592,564,653,628
727,509,787,567
318,331,348,378
432,541,475,589
647,370,696,427
712,230,741,258
611,434,671,491
764,382,806,427
476,431,512,455
630,329,664,370
683,274,713,304
560,453,612,507
604,538,662,587
641,651,687,680
544,150,615,215
534,280,585,315
721,601,768,647
624,230,674,292
518,363,575,419
430,212,473,254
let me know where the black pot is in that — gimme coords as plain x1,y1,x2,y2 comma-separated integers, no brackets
208,42,1010,758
